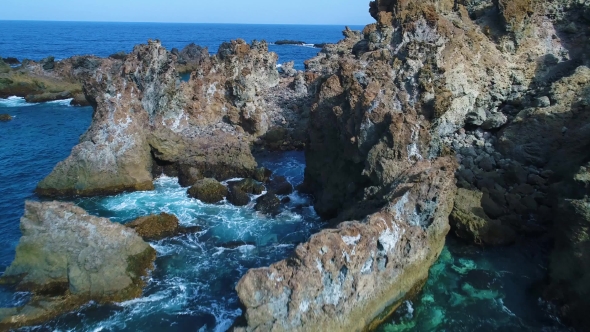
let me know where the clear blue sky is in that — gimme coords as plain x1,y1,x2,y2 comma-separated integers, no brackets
0,0,373,25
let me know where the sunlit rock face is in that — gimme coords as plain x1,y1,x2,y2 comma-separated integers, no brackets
36,39,284,197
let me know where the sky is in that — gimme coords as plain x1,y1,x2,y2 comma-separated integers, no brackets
0,0,373,25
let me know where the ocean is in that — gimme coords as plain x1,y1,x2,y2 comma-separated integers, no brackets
0,21,572,331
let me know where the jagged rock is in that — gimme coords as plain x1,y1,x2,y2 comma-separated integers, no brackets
187,178,228,203
108,51,128,60
235,158,457,331
254,193,281,215
450,188,516,246
0,201,155,330
38,39,282,197
0,114,12,121
126,212,200,240
536,96,551,108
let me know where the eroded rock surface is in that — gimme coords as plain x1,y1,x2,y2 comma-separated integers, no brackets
126,212,201,240
236,158,456,332
0,201,155,330
36,39,284,197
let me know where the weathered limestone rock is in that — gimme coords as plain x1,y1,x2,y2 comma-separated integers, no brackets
37,39,283,197
235,158,456,332
0,201,155,329
450,188,516,246
187,178,228,203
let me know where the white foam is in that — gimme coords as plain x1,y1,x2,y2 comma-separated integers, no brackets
45,98,74,106
0,96,37,107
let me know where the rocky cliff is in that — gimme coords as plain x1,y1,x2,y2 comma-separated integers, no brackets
36,39,287,196
0,201,155,330
236,0,590,330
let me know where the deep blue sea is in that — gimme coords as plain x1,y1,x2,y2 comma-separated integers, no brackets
0,22,574,331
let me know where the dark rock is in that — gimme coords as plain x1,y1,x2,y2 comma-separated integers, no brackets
255,193,281,215
25,91,72,103
187,178,228,203
0,114,12,122
219,241,256,249
230,178,264,195
177,164,203,187
275,40,306,45
2,57,20,65
108,51,128,61
73,57,101,71
314,43,328,48
267,176,293,195
281,197,291,204
253,167,272,183
228,187,251,206
40,56,55,70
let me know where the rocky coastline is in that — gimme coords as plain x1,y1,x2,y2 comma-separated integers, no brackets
2,0,590,330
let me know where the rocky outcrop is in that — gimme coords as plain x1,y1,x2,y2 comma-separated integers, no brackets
37,39,285,197
126,212,201,240
0,201,155,330
235,158,456,331
187,178,228,203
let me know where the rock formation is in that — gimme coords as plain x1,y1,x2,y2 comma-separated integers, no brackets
236,158,456,331
236,0,590,330
0,114,12,121
0,201,155,330
36,39,287,197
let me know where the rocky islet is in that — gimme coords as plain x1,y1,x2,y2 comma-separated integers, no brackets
2,0,590,330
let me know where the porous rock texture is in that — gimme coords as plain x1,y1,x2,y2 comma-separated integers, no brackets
237,0,590,330
0,201,155,330
36,39,286,197
236,158,456,332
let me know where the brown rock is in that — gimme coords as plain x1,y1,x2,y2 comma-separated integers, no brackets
0,114,12,122
187,178,228,203
126,213,180,240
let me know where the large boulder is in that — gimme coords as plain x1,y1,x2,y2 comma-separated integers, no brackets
187,178,228,203
450,188,516,246
0,201,155,329
235,158,457,331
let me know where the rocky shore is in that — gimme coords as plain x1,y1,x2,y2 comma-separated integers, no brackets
3,0,590,330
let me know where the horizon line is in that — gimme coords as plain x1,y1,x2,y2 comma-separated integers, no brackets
0,19,370,27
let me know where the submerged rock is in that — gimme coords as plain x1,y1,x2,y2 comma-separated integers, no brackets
0,201,155,329
126,212,200,240
187,178,228,203
0,114,12,121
